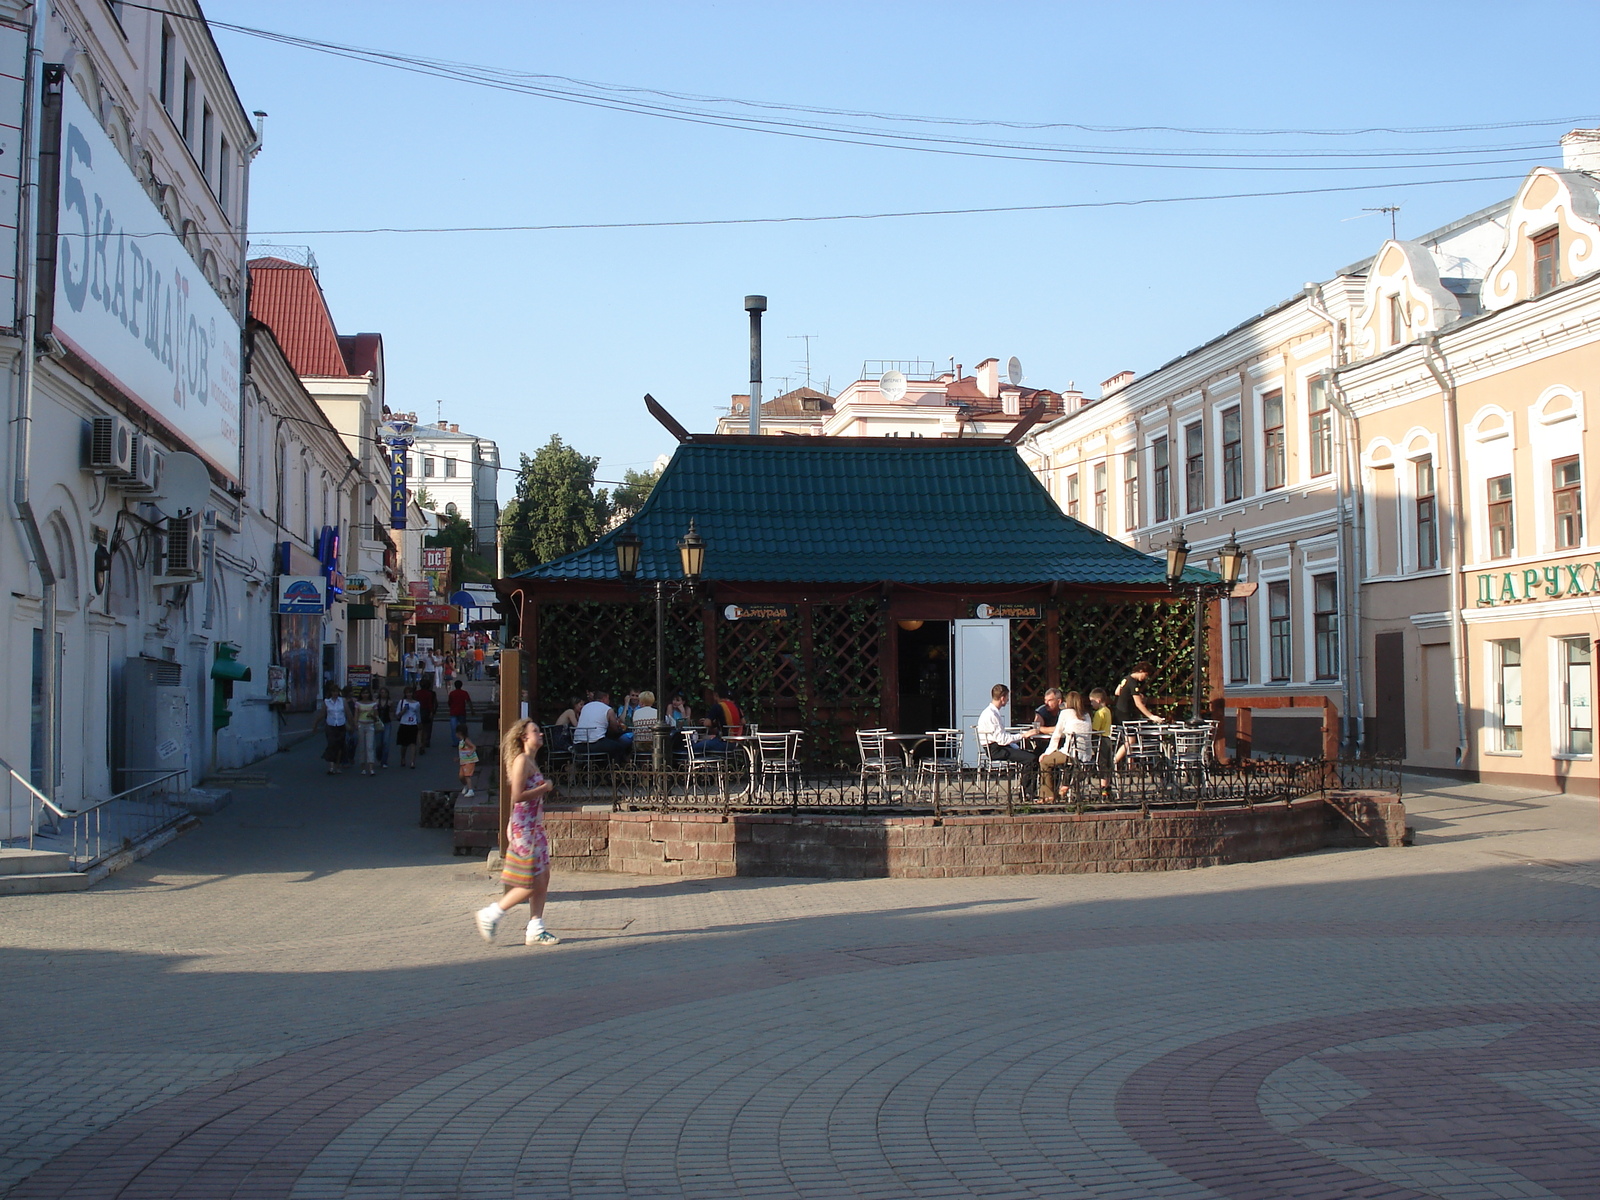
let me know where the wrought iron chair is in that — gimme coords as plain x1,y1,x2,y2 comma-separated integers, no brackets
856,728,898,805
681,728,726,795
974,727,1025,797
1169,726,1212,795
915,728,965,798
541,724,573,779
630,719,659,768
754,730,804,799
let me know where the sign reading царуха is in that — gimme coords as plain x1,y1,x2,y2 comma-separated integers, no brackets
1475,558,1600,606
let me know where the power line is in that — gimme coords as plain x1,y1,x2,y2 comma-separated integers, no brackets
241,171,1528,237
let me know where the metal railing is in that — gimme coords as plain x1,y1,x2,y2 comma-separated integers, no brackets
2,756,191,870
540,751,1399,817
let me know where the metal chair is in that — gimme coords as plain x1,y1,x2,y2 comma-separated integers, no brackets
682,729,726,794
856,728,898,804
541,724,573,779
915,728,964,797
630,719,659,768
754,730,804,799
974,727,1025,795
1169,726,1212,794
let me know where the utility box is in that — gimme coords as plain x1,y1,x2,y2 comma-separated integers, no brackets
121,656,190,794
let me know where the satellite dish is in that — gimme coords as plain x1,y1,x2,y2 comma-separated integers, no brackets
878,369,907,403
1007,356,1024,386
154,451,210,518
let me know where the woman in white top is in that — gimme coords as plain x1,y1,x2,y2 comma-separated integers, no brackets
394,686,423,769
312,683,354,775
1037,690,1094,801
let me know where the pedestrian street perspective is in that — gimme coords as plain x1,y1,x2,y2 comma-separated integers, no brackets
4,0,1600,1197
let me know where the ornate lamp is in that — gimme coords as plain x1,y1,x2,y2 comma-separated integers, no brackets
613,528,641,581
1217,529,1245,588
1164,524,1189,588
678,520,706,582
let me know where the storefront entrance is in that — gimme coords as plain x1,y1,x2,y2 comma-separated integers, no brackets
895,620,950,733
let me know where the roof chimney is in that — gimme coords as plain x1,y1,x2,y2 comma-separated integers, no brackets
1062,381,1085,411
1000,388,1020,416
730,394,749,414
975,358,1000,400
1561,129,1600,174
449,423,459,433
1101,370,1136,396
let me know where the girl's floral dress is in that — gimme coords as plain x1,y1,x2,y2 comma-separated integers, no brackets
501,764,549,887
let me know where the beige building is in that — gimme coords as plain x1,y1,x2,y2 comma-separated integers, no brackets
1024,136,1599,795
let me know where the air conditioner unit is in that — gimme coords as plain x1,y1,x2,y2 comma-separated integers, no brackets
121,435,162,494
86,415,134,475
154,514,203,586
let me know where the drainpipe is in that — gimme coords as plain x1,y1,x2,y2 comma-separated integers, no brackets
9,8,57,799
1304,285,1363,750
1421,332,1470,767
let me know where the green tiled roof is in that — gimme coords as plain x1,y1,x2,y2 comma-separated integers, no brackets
510,440,1218,587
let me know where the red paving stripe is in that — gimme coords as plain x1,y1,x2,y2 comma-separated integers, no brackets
9,921,1595,1199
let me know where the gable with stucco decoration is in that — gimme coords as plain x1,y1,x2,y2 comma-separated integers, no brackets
1483,168,1600,310
1354,240,1461,358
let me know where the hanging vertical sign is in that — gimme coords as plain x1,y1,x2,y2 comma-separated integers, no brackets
389,447,407,529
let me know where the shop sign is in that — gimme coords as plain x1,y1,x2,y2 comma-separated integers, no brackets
54,81,243,480
266,665,288,706
722,603,795,621
1474,560,1600,607
388,448,407,529
407,580,431,599
972,602,1042,619
344,574,371,597
415,603,461,624
277,575,326,615
348,664,372,690
421,547,451,571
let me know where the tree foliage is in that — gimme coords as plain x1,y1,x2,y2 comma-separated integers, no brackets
501,435,610,573
609,466,661,522
424,508,493,588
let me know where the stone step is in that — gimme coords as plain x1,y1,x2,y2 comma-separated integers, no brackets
0,848,71,876
0,870,91,895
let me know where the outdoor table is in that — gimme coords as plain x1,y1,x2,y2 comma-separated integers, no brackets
721,734,761,797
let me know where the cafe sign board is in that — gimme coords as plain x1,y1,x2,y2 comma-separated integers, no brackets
1474,559,1600,606
722,603,795,621
972,602,1042,620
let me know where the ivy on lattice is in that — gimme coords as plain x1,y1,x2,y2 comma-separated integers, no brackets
1055,597,1196,707
535,597,705,721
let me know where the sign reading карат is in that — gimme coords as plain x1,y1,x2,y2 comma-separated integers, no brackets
53,81,243,480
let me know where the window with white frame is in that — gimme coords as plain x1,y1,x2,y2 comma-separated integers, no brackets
445,456,458,479
422,456,435,478
1493,639,1522,751
1092,462,1107,531
1313,573,1339,680
1262,390,1286,491
1152,436,1170,523
1388,293,1404,346
1560,636,1592,755
1534,229,1560,297
1553,456,1582,549
1123,452,1139,531
1268,581,1291,681
1308,377,1333,478
1065,473,1080,519
1184,422,1205,512
1221,408,1243,503
1488,474,1514,559
1416,456,1438,570
1228,597,1249,684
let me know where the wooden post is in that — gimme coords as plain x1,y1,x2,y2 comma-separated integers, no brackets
798,601,817,728
1045,604,1061,692
523,595,538,720
1236,706,1253,761
701,594,718,706
882,610,900,732
1206,594,1226,760
497,647,520,855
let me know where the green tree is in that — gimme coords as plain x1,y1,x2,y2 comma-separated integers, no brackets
609,466,661,522
501,435,611,572
425,508,493,589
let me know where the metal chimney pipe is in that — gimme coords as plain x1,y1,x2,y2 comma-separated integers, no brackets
745,295,766,435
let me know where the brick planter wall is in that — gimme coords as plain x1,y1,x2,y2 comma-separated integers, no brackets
522,794,1405,879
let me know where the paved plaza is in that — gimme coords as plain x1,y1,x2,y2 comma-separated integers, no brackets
1,730,1597,1200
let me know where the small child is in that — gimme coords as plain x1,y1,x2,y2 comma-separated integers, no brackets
457,730,480,797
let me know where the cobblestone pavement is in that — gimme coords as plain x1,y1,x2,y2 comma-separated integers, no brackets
1,728,1596,1199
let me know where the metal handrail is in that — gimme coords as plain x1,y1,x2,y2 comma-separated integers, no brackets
3,756,189,869
1,754,68,818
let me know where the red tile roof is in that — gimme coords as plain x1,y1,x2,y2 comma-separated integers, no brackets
247,258,350,377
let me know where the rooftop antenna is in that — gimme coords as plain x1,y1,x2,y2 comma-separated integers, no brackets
435,399,443,423
878,369,907,403
1007,356,1024,387
1362,205,1402,240
789,334,817,389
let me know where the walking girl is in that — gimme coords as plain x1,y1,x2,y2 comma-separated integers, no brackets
353,687,380,776
474,719,560,947
311,683,353,775
395,686,422,768
457,727,479,798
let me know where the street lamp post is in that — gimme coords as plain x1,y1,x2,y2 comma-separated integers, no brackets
616,521,706,770
1166,526,1245,722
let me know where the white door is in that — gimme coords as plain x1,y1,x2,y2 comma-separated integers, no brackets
951,619,1010,766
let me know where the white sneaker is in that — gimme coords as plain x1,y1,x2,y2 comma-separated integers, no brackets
526,929,561,947
474,905,502,943
461,788,474,797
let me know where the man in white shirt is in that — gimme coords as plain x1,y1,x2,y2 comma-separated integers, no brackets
976,683,1036,785
574,687,627,762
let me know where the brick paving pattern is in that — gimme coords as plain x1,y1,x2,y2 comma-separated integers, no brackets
1,727,1596,1199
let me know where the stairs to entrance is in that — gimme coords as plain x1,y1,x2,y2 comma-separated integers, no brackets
0,848,93,894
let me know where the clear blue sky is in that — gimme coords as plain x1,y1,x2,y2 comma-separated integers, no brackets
204,1,1600,494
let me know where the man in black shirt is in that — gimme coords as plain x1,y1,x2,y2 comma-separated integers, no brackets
1112,661,1165,725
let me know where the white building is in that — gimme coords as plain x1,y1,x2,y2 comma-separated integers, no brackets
408,419,500,556
2,0,265,829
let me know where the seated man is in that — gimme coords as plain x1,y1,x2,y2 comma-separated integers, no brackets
1030,687,1064,753
573,687,628,763
711,687,745,737
976,683,1036,785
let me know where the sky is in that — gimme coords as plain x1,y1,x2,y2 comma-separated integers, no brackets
202,0,1600,497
